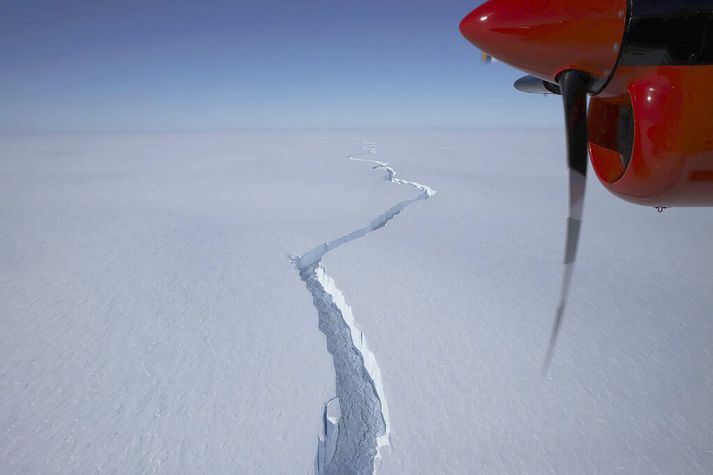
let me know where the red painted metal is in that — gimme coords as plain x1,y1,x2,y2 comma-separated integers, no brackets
460,0,713,206
459,0,627,84
589,66,713,206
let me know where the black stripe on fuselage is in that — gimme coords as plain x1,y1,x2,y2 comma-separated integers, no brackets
620,0,713,66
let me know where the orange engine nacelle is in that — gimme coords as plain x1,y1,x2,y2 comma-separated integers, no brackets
460,0,713,207
589,66,713,206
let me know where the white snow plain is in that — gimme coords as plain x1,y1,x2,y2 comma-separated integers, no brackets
2,130,713,474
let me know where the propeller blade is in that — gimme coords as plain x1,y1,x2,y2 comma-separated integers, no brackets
514,75,561,95
543,70,590,373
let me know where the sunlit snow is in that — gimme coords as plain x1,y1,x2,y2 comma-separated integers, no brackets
2,130,713,473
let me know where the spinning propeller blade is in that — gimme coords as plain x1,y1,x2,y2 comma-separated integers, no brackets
543,70,590,373
459,0,630,370
514,75,561,95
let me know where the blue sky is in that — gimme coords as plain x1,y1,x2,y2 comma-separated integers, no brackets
0,0,562,132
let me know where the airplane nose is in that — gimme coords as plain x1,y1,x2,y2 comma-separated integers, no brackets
460,0,627,89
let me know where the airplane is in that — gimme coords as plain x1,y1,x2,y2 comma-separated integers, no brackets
459,0,713,369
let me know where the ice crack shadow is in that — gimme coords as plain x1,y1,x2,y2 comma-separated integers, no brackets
293,140,435,475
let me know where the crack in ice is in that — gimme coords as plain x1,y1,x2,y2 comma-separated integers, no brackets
293,140,436,474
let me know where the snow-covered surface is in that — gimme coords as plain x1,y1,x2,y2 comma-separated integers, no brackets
296,142,437,474
323,130,713,474
0,131,411,473
2,130,713,473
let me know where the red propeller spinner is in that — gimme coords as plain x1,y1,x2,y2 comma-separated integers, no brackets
459,0,626,90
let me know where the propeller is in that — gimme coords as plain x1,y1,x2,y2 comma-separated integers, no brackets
514,75,561,95
460,1,613,372
542,70,591,373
